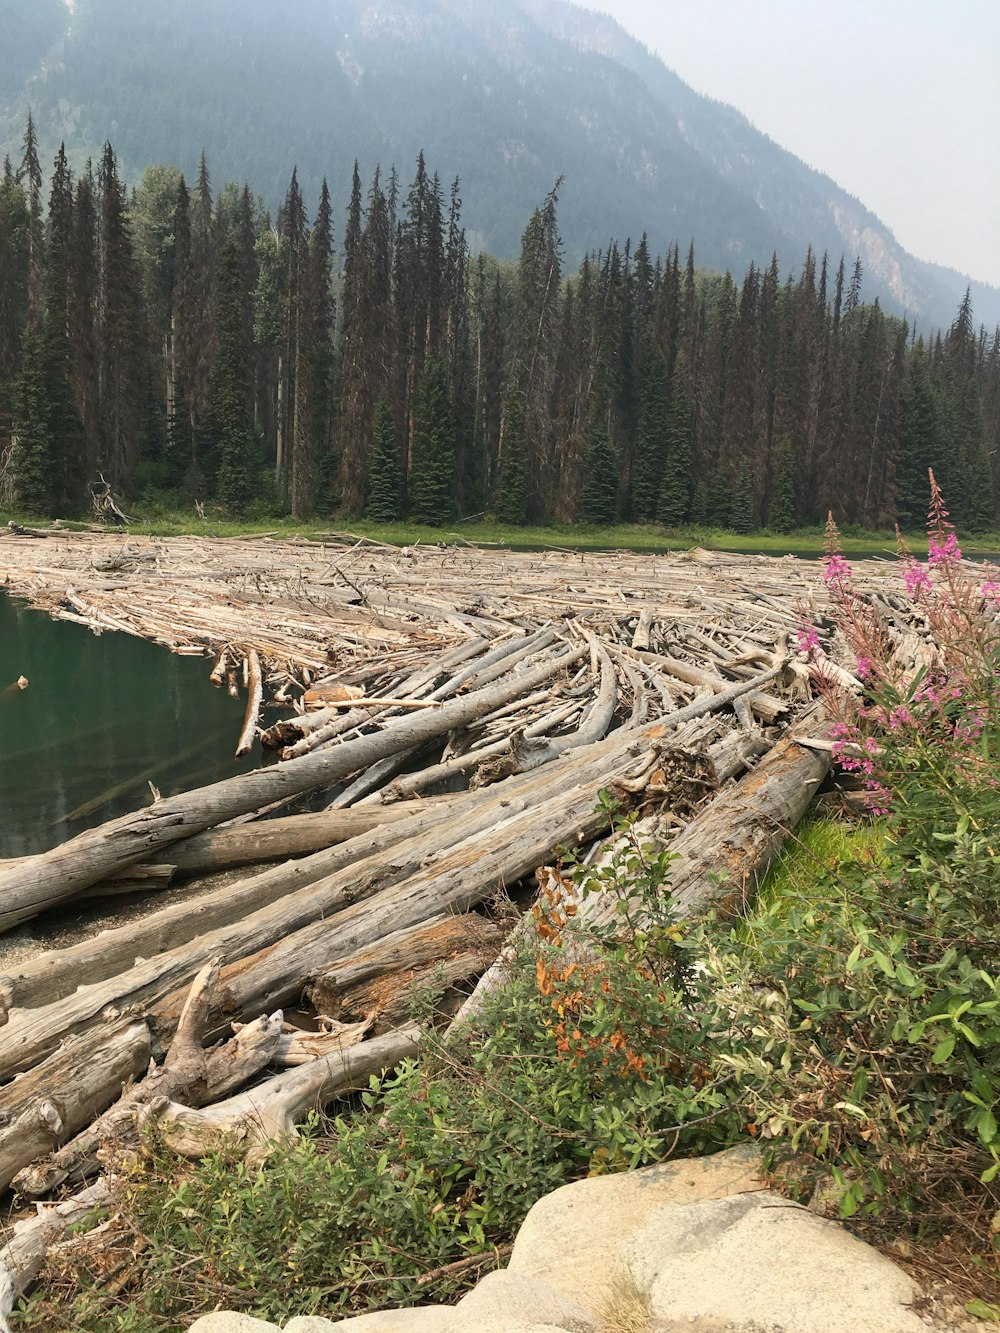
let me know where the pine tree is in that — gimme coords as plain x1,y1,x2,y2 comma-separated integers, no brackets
16,113,43,327
579,427,619,525
731,468,755,534
41,145,86,512
365,397,402,522
211,236,258,514
656,355,693,526
632,342,669,522
10,328,56,512
408,357,454,525
292,178,334,517
767,439,797,533
96,143,142,491
0,169,29,452
499,182,562,521
494,392,529,525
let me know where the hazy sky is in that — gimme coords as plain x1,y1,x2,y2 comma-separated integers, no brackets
596,0,1000,289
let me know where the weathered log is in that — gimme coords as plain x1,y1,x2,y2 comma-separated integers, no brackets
234,648,263,758
306,914,504,1033
155,1024,422,1160
0,643,588,932
142,800,443,874
0,792,492,1022
373,696,583,804
10,961,285,1198
0,1019,150,1192
0,725,648,1077
271,635,497,756
0,1179,111,1332
146,746,651,1046
585,706,833,930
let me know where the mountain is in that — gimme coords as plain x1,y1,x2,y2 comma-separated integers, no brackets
1,0,996,329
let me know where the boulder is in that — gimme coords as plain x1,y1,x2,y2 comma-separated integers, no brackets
187,1315,281,1333
508,1142,763,1314
630,1189,928,1333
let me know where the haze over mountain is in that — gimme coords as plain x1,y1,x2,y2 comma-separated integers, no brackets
3,0,996,329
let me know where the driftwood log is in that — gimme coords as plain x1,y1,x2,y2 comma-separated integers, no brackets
0,644,588,931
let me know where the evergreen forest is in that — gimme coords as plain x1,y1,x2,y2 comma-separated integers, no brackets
1,118,998,533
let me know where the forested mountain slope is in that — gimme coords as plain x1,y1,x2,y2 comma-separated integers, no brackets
1,0,995,328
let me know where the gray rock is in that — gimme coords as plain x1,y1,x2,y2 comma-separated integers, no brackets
451,1270,595,1329
285,1311,452,1331
630,1190,928,1333
187,1315,280,1333
508,1143,763,1315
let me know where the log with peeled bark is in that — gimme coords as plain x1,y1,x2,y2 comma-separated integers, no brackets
234,648,263,758
0,721,654,1078
9,960,287,1199
0,642,588,933
156,1023,422,1162
0,665,781,1056
450,718,779,1028
0,734,622,1030
139,799,447,875
265,634,495,756
0,1018,151,1193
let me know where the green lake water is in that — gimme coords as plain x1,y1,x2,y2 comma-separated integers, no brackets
0,592,266,857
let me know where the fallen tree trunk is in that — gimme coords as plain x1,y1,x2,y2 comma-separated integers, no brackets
0,796,468,1019
0,722,653,1077
0,1019,150,1192
306,914,504,1033
234,648,263,758
156,1023,422,1161
140,800,443,875
0,643,588,932
10,960,287,1198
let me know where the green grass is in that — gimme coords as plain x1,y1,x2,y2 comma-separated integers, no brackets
751,810,887,922
6,506,1000,558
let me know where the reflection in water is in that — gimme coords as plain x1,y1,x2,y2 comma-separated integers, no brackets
0,592,265,856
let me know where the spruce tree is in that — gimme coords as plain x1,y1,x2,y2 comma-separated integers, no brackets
10,328,56,513
730,469,755,534
494,392,529,525
211,236,258,514
657,355,693,527
408,357,454,525
632,343,669,521
579,427,619,526
767,440,797,533
365,397,403,523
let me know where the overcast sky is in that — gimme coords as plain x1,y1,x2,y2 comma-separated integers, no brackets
595,0,1000,289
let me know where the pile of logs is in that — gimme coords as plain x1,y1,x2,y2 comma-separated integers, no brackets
0,530,943,1320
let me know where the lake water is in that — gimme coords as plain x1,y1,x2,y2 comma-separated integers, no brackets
0,592,266,856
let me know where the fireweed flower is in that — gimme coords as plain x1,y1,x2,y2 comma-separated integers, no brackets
795,626,820,656
856,655,874,680
928,531,962,567
903,564,933,598
823,551,852,585
981,581,1000,606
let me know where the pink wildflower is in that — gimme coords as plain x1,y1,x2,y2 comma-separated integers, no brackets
856,655,873,680
823,551,853,585
982,580,1000,606
795,626,820,656
903,564,933,598
928,531,962,567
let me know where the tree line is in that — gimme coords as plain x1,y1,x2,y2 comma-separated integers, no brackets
1,116,997,530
